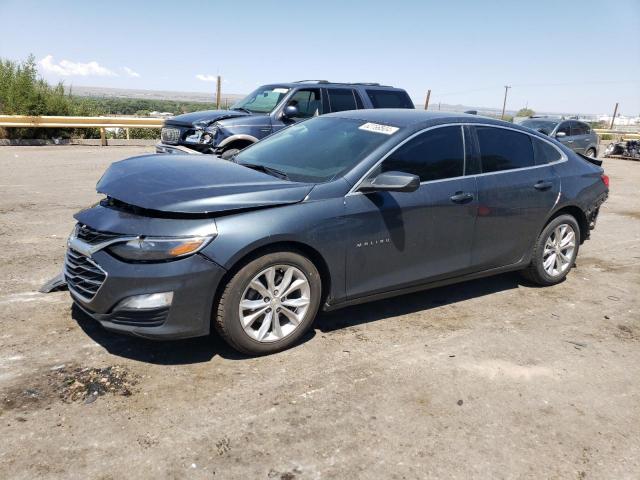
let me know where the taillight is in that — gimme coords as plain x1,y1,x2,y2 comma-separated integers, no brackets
601,174,609,188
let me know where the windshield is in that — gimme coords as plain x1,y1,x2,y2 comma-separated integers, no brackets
235,117,398,183
521,119,559,135
231,86,290,113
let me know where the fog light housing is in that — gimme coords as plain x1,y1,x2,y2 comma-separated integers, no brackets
114,292,173,311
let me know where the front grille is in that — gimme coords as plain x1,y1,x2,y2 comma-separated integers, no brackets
65,249,107,301
76,224,119,245
161,127,181,144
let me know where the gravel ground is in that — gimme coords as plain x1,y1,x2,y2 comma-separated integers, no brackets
0,146,638,480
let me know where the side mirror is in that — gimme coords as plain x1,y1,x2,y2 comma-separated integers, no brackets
556,131,566,138
283,105,299,119
358,171,420,193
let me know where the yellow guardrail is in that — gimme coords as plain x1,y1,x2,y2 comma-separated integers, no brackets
0,115,164,145
594,128,640,140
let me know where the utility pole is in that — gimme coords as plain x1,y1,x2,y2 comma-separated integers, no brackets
424,90,431,110
216,75,222,109
609,102,619,130
501,85,511,120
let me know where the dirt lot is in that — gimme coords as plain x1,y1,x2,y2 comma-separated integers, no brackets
0,146,638,479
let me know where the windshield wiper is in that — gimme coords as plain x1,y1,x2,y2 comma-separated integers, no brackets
239,162,289,180
231,107,252,114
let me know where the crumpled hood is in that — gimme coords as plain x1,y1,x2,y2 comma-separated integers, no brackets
97,154,314,214
164,110,249,127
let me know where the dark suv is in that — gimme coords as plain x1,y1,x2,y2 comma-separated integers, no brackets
156,81,415,157
520,117,599,158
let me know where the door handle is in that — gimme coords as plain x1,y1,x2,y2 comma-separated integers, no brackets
534,180,553,191
450,191,474,203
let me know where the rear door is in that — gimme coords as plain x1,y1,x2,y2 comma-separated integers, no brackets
344,125,477,298
470,126,560,270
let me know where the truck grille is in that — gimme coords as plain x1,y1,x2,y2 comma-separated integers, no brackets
161,127,181,143
65,248,107,301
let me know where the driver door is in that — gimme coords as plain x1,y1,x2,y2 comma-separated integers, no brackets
271,88,323,134
344,125,477,299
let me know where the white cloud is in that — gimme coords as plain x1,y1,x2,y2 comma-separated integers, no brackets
38,55,117,77
123,66,140,78
196,74,218,82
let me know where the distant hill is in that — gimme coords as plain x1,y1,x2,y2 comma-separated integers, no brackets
66,85,245,105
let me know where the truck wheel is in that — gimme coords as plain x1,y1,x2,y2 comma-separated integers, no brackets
214,251,322,355
220,148,241,160
585,148,596,158
521,214,580,286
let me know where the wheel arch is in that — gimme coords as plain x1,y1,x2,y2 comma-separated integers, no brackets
210,240,332,325
543,204,589,244
217,134,258,150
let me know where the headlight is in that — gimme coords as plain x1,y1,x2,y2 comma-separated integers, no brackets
107,235,214,262
185,124,218,144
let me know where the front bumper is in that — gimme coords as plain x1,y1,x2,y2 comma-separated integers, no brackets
68,250,226,340
155,143,206,155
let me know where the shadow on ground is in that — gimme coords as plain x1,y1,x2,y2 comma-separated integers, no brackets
73,272,526,365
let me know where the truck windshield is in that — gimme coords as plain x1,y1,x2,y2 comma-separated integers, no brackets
235,117,397,183
231,86,290,113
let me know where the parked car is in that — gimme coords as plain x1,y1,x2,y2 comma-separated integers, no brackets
156,81,415,157
520,117,599,157
66,110,608,355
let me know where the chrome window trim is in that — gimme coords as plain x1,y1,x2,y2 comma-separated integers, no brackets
346,122,567,196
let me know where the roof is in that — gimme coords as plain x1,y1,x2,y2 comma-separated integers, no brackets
325,108,514,130
263,81,403,90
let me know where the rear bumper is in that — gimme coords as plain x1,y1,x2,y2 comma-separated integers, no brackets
69,251,227,340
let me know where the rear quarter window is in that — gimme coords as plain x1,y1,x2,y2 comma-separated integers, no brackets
476,127,535,173
366,89,414,109
532,137,563,164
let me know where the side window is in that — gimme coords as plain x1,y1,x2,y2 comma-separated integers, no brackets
583,123,591,134
366,89,414,109
327,88,357,112
570,121,585,136
380,126,464,182
533,137,562,165
476,126,535,173
286,89,322,119
557,122,571,136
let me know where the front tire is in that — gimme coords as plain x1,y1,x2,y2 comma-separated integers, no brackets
522,214,580,286
220,148,241,160
585,148,596,158
214,251,322,355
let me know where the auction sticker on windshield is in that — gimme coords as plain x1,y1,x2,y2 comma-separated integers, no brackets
359,122,399,135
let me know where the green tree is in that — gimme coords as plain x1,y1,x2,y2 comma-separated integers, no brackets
516,108,535,117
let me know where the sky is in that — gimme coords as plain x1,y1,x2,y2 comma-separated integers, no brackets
1,0,639,115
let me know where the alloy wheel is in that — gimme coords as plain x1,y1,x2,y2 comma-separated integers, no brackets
542,223,576,277
239,265,311,343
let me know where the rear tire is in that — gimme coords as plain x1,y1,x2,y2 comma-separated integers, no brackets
214,251,322,355
585,148,596,158
521,214,580,286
